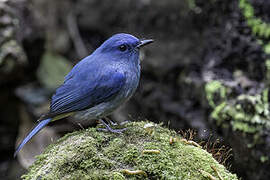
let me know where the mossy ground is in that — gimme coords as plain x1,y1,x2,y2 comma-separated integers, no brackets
22,121,238,180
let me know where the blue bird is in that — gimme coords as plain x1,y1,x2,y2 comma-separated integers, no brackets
14,33,153,157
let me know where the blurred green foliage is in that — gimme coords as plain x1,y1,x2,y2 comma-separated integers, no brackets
239,0,270,69
239,0,270,39
205,0,270,136
37,52,72,90
205,81,227,108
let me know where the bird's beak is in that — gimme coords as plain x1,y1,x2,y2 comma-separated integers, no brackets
137,39,154,48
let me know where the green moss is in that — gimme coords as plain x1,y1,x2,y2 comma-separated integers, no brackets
22,122,237,180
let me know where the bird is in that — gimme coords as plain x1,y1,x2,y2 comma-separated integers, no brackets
14,33,153,157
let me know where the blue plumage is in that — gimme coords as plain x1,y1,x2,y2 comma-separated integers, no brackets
50,71,126,115
14,33,153,157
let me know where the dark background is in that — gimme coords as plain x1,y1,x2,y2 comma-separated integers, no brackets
1,0,270,179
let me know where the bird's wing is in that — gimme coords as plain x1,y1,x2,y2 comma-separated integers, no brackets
44,70,126,119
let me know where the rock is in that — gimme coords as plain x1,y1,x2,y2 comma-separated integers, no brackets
22,122,238,180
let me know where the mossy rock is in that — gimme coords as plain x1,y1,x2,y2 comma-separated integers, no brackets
22,121,238,180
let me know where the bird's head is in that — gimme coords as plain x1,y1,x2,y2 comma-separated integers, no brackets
96,33,153,64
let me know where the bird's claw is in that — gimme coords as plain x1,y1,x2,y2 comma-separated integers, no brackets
98,119,127,134
104,117,130,126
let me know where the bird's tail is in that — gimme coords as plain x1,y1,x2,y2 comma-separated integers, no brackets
14,118,52,157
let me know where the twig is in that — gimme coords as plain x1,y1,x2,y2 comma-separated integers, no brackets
180,138,201,148
199,169,217,180
121,169,147,177
211,166,224,180
142,149,160,154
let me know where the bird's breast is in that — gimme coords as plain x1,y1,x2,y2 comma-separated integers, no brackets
122,67,140,98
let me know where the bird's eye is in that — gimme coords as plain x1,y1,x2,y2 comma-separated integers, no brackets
118,44,127,52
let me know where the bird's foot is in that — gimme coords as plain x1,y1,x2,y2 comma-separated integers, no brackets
98,119,127,134
104,117,117,126
104,117,130,126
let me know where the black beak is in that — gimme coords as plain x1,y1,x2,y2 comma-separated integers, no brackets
137,39,154,48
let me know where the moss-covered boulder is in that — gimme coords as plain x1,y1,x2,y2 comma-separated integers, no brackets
22,121,237,180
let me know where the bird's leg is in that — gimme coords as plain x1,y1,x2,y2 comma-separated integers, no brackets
97,119,127,134
104,117,130,126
